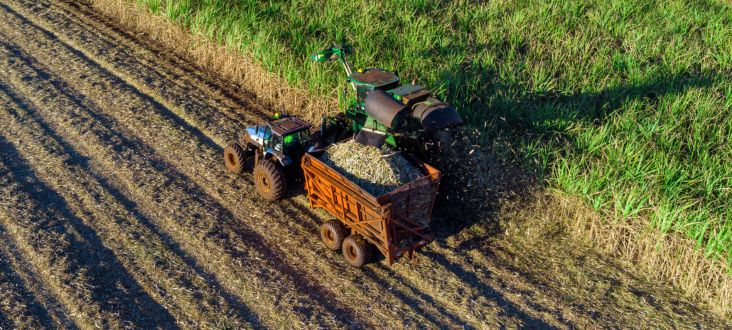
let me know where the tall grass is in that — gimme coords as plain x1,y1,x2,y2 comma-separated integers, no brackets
129,0,732,268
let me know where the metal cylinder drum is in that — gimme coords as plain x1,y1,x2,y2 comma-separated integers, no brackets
413,103,464,135
363,90,408,129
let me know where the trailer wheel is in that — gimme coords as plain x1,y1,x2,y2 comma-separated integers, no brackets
253,159,286,201
224,143,247,174
321,220,347,250
342,235,372,267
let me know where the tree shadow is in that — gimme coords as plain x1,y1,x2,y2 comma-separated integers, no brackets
0,226,78,330
0,134,181,330
0,41,367,327
0,80,265,328
426,59,724,243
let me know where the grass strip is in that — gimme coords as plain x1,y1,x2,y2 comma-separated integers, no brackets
83,0,732,314
123,0,732,268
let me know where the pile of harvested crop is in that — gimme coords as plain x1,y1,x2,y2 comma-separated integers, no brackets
320,139,422,196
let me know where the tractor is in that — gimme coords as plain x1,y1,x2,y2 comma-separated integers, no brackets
223,115,312,201
224,45,464,201
312,45,463,154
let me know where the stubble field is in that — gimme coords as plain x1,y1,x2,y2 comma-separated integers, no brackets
0,0,730,329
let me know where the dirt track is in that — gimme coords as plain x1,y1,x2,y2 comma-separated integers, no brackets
0,0,729,329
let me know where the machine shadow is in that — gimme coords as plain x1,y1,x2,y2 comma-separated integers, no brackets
404,60,722,327
426,64,722,242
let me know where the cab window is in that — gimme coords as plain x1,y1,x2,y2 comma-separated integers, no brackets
262,126,272,150
273,135,283,153
283,130,311,153
356,84,373,104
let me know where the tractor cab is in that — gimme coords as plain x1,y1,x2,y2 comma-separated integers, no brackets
265,116,312,156
241,115,312,167
225,115,311,201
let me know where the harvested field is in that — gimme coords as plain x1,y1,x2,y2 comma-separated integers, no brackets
0,0,729,329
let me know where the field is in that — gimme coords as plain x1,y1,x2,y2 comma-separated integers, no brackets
111,0,732,310
0,0,730,328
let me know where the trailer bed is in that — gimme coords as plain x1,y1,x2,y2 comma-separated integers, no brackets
302,151,440,265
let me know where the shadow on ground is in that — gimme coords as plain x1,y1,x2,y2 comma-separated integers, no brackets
0,133,181,329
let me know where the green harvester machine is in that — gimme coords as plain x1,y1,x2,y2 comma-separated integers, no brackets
311,45,463,153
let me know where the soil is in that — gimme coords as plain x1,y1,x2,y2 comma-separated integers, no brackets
0,0,729,329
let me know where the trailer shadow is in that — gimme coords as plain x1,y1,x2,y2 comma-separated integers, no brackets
421,250,564,329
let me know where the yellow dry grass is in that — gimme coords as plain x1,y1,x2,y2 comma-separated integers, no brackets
80,0,337,124
78,0,732,317
502,191,732,316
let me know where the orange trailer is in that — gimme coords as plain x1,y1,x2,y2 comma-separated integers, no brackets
301,152,440,266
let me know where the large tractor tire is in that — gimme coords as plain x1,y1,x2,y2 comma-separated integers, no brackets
321,220,347,250
253,159,286,201
223,143,247,174
342,235,372,267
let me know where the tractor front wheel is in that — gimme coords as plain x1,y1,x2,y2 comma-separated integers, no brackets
253,160,286,201
223,143,247,174
342,235,372,267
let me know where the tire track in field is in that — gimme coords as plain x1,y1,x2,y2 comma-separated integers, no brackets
0,0,535,329
0,1,466,328
0,79,258,328
0,110,180,329
0,21,365,329
9,0,267,143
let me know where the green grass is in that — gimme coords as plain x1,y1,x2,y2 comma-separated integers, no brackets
132,0,732,268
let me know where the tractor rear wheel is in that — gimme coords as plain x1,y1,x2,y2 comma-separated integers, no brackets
342,235,372,267
223,143,247,174
321,220,347,250
253,160,286,201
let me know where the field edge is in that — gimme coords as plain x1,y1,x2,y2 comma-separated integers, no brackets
76,0,732,318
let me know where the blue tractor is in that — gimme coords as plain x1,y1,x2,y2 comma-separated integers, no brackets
223,115,312,200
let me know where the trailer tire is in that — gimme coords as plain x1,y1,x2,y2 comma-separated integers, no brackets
321,220,347,250
253,160,286,201
342,235,372,267
224,143,247,174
